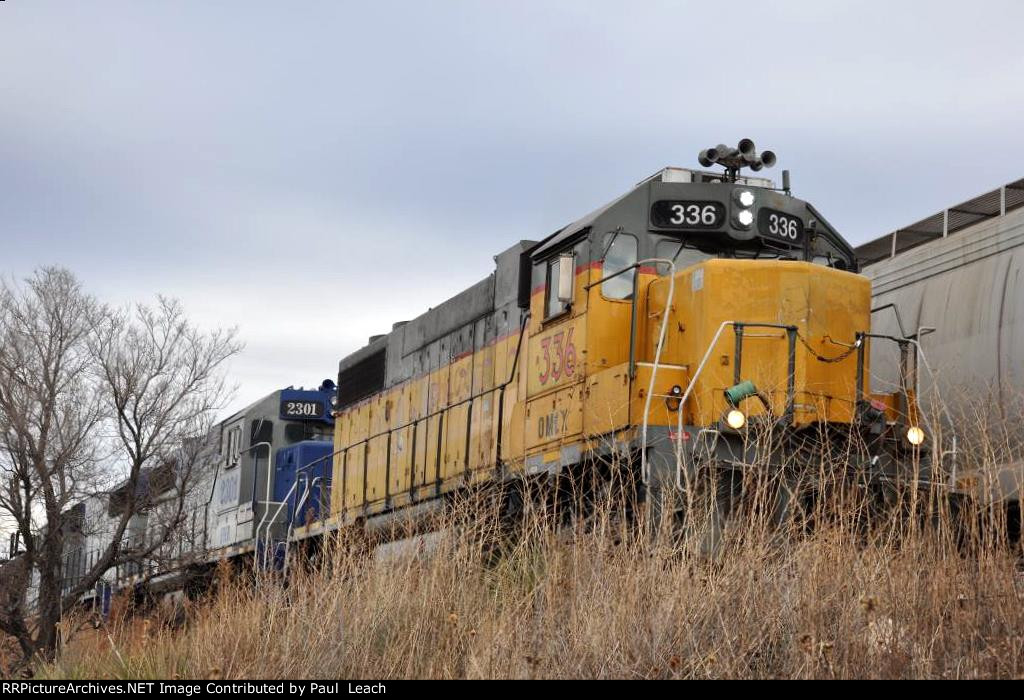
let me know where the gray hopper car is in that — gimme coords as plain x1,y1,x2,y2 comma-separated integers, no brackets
857,177,1024,508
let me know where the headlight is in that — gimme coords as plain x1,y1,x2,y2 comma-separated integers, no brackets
736,209,754,227
906,426,925,446
725,409,746,430
735,190,755,207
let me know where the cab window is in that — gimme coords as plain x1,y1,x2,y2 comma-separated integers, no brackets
656,239,714,275
224,425,242,467
545,255,570,319
601,233,637,300
811,236,853,270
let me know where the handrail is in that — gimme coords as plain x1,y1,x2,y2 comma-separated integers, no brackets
583,260,641,291
339,386,501,453
674,321,737,489
871,303,912,339
296,476,320,528
672,320,797,489
282,476,321,577
321,310,529,509
636,258,675,485
581,255,677,485
292,471,307,520
871,327,958,487
910,329,958,483
256,447,329,570
255,479,298,570
862,332,919,425
330,326,528,461
671,320,938,491
672,320,809,488
255,441,338,572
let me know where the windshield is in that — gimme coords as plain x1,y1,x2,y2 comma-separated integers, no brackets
602,233,638,299
654,234,852,271
655,238,714,275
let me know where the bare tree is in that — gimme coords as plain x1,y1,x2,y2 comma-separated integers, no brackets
90,296,242,575
0,269,241,664
0,268,107,661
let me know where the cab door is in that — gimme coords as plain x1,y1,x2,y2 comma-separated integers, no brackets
583,232,638,438
525,242,588,457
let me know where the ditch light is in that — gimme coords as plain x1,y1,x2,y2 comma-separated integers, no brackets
906,425,925,446
722,380,758,431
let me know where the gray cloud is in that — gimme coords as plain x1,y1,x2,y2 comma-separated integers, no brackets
2,0,1023,414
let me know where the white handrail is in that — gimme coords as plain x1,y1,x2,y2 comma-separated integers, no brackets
255,449,334,571
282,475,321,578
674,320,737,489
909,328,958,487
255,479,299,570
638,258,675,484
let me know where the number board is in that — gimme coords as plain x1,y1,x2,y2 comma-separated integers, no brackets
280,399,326,420
650,200,725,230
757,209,804,244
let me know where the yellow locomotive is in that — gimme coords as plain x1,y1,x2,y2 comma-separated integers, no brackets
321,141,927,541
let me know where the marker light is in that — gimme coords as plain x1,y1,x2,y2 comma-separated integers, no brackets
906,426,925,446
725,409,747,430
736,190,756,207
665,384,683,412
737,209,754,227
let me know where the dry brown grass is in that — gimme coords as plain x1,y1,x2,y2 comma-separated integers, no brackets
35,465,1024,680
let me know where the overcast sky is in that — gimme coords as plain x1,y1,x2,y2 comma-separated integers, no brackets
3,1,1023,416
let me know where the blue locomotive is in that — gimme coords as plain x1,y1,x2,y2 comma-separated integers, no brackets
48,379,338,603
